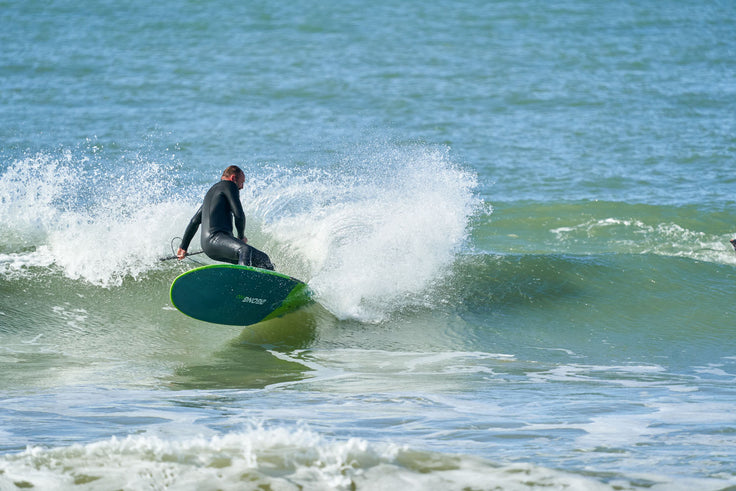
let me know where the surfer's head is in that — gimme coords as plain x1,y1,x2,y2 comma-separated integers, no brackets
222,165,245,190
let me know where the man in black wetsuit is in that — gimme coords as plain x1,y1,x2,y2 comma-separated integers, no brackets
176,165,274,270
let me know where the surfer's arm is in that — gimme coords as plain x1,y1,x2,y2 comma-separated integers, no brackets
179,206,203,256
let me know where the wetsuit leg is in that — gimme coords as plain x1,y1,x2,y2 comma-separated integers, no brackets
203,233,247,265
203,233,275,270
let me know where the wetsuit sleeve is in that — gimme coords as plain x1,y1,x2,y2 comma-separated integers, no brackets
226,182,246,240
179,206,202,251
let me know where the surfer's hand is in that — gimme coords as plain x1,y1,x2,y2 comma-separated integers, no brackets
241,237,248,244
176,248,187,260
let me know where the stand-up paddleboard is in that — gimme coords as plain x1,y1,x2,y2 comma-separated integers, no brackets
170,264,311,326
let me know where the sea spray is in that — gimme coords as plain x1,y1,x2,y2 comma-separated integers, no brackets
0,153,78,250
0,151,191,286
0,143,480,309
244,143,481,322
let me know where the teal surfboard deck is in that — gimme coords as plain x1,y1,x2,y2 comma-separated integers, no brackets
170,264,311,326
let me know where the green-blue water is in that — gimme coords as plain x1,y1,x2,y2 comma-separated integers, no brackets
1,0,735,489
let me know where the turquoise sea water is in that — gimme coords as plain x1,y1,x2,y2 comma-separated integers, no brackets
2,0,736,489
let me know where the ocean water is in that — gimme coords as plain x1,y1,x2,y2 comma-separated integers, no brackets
1,0,736,489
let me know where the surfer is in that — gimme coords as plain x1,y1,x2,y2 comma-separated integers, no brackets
176,165,275,270
731,239,736,251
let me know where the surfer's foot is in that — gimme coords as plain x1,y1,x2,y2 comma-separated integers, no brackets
731,238,736,251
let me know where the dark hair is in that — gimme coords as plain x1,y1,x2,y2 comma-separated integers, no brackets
222,165,244,179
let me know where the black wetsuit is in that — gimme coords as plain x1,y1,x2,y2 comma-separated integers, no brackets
179,180,274,270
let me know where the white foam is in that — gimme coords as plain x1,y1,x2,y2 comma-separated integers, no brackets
0,152,194,286
1,426,712,491
526,363,666,384
246,144,480,322
551,217,736,265
0,249,55,274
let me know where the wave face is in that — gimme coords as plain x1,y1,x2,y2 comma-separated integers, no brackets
0,142,480,322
